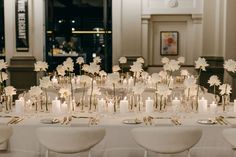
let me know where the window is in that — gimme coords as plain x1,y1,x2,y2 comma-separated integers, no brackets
45,0,112,72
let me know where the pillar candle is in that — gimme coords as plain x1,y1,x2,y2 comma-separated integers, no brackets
198,97,208,113
52,97,61,114
120,97,129,114
61,102,68,114
145,97,154,113
128,77,134,86
98,98,106,113
51,76,58,85
15,97,25,114
172,97,180,112
107,101,114,113
234,99,236,112
210,101,217,113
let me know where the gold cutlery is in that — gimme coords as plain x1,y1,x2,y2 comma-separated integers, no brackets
148,116,171,119
171,118,181,125
13,118,23,124
7,117,17,125
171,118,178,125
218,116,228,125
147,117,152,125
72,115,91,119
143,117,148,125
215,117,223,125
65,116,72,125
61,117,67,125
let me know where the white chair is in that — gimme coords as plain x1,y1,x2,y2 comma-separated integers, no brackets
131,127,202,157
222,128,236,157
0,125,13,151
36,127,105,157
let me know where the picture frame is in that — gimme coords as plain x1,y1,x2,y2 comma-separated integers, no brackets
160,31,179,56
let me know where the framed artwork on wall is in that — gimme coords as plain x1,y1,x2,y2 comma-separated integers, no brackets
160,31,179,56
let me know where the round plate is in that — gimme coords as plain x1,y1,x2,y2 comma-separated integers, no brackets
40,118,59,124
123,119,142,124
197,119,217,125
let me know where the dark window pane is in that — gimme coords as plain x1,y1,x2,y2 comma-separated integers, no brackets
45,0,112,72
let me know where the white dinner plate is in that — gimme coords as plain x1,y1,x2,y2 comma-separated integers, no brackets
40,118,60,124
197,119,217,125
122,119,142,124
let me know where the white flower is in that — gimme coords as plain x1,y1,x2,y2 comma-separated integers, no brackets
112,65,121,72
56,65,66,76
29,86,42,97
130,61,143,73
161,57,169,64
63,58,74,72
208,75,221,87
0,60,7,70
224,59,236,72
39,76,52,88
34,61,48,72
93,56,102,64
99,70,107,77
219,84,232,95
76,57,84,65
195,57,209,71
180,69,189,76
177,56,185,64
4,86,16,96
141,71,149,79
82,64,89,72
156,84,172,97
151,73,161,84
59,88,71,98
158,70,168,79
87,62,100,75
119,57,127,64
184,76,196,88
0,72,8,83
137,57,144,64
163,59,180,72
132,83,146,95
80,75,91,84
87,86,101,96
107,73,120,84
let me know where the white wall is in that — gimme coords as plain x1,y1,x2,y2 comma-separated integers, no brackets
4,0,44,63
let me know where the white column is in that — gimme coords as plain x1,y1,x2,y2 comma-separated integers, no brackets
141,15,150,66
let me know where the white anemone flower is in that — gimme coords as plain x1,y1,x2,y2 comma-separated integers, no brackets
195,57,209,71
208,75,221,87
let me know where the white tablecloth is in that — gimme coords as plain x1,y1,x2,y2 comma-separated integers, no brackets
0,109,236,157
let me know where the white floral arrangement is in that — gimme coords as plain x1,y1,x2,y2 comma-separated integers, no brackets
151,73,161,84
63,57,74,72
219,84,232,96
29,86,43,97
4,86,16,96
56,65,66,76
130,61,143,73
39,76,52,89
0,72,8,83
59,88,71,98
93,56,102,64
180,69,189,76
195,57,209,71
76,57,84,65
80,75,92,85
156,84,172,97
0,59,7,70
112,65,121,72
107,73,120,85
208,75,221,87
86,62,101,75
136,57,144,64
99,70,107,77
119,56,127,64
163,59,180,72
224,59,236,73
34,61,48,72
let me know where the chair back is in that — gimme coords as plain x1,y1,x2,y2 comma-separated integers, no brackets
0,125,13,144
131,127,202,154
36,127,105,154
223,128,236,148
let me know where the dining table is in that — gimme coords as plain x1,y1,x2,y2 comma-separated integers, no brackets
0,105,236,157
